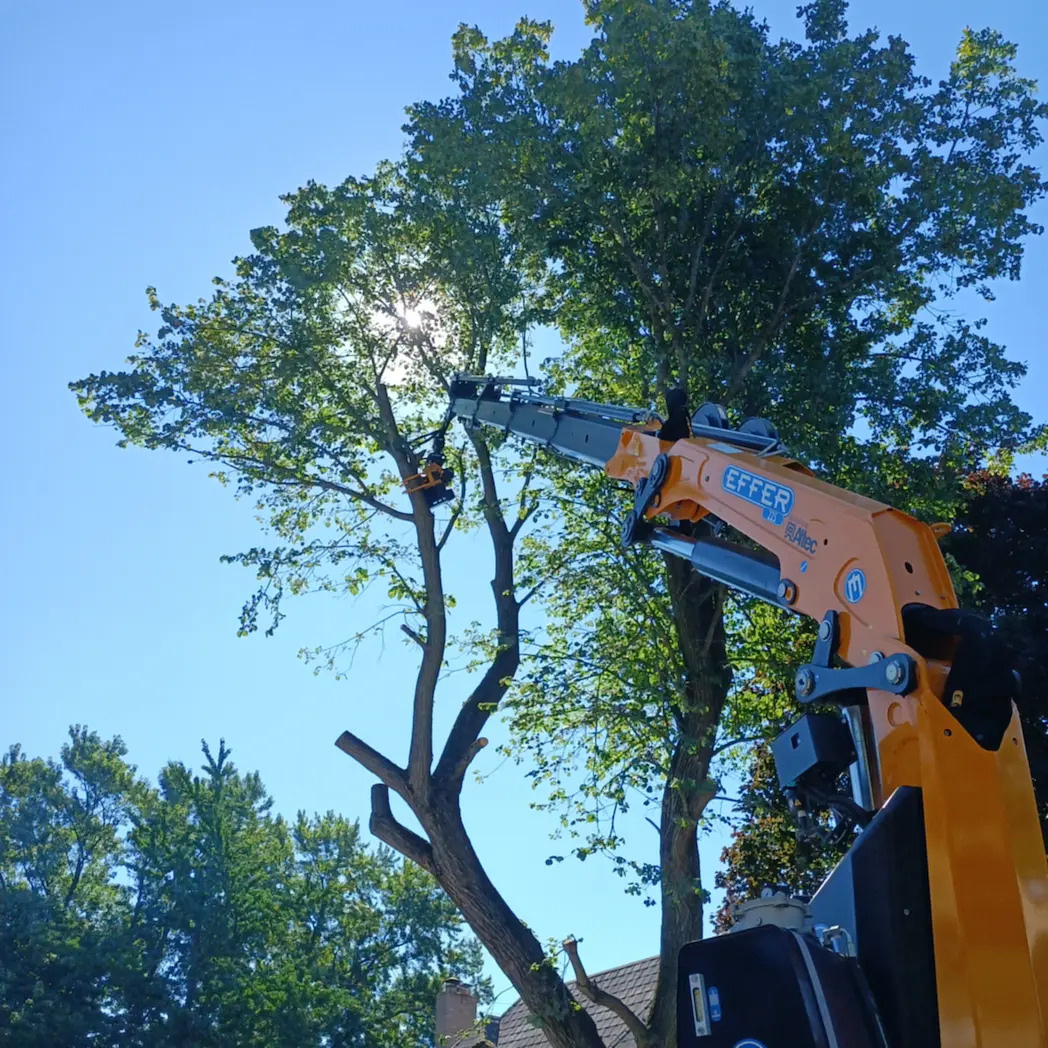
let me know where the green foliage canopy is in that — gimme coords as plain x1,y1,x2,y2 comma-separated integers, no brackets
66,3,1048,1045
0,728,486,1048
406,0,1048,889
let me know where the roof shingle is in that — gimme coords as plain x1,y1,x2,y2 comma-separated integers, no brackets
494,956,659,1048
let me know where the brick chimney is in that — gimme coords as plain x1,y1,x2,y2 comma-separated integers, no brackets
435,977,478,1042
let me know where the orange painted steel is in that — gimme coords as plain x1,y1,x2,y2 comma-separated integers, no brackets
402,461,446,494
605,427,1048,1047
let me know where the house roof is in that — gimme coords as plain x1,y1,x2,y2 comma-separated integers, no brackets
494,956,660,1048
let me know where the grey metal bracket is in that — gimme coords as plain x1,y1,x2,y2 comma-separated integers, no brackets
794,653,917,706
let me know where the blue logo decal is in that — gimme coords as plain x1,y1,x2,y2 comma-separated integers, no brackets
707,986,722,1022
721,466,794,525
844,569,866,604
785,519,818,554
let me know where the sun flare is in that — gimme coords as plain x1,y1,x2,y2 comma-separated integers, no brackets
397,298,438,331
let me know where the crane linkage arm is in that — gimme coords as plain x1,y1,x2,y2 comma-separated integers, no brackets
446,374,1048,1047
449,373,955,677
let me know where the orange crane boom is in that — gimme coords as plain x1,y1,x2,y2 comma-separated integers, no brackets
446,374,1048,1047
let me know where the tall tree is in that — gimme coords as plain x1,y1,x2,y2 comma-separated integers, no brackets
71,168,612,1047
406,2,1046,1040
0,728,484,1048
0,728,134,1047
70,3,1047,1046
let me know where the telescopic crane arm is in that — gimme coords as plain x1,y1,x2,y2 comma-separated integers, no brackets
445,373,1048,1048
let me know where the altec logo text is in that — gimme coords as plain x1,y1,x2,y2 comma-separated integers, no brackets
785,520,817,555
721,466,794,525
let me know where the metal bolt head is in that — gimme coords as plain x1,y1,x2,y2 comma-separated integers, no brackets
884,660,904,686
818,619,833,642
650,454,668,489
777,579,797,605
796,667,815,696
867,651,884,664
619,510,637,548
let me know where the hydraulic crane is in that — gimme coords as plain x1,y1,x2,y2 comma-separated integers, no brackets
441,374,1048,1048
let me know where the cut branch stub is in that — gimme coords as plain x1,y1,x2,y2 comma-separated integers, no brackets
562,936,654,1048
368,783,436,875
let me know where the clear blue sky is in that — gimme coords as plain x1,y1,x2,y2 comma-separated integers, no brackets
3,0,1046,1006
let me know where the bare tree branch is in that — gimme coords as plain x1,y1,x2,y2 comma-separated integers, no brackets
682,183,729,318
510,446,541,540
517,579,546,607
693,210,746,341
368,784,436,875
442,737,489,790
562,937,653,1048
510,500,539,542
713,734,766,756
434,430,520,790
726,240,805,399
334,731,408,795
437,453,467,552
369,379,446,795
172,439,415,522
400,623,426,648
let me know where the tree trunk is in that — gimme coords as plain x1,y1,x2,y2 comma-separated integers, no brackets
422,790,607,1048
647,558,731,1047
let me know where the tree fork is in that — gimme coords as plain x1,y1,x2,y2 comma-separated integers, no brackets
333,736,610,1048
